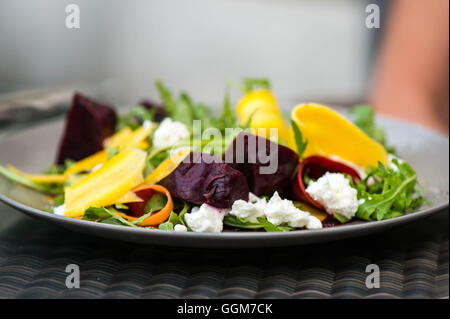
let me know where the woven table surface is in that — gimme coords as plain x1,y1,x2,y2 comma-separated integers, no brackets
0,201,448,299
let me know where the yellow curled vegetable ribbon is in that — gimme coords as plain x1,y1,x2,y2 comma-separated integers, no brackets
290,103,388,168
64,124,155,177
64,148,146,217
236,89,291,146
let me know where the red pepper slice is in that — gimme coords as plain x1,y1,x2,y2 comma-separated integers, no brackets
291,155,361,212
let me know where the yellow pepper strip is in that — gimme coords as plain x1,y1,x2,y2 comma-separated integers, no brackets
144,147,190,184
6,165,66,184
64,148,146,217
64,150,108,176
294,201,328,222
64,125,154,177
104,127,133,148
114,191,143,204
291,103,387,168
120,125,155,148
236,89,291,145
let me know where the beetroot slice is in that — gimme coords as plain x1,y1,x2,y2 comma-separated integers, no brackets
223,132,299,196
291,155,362,211
56,93,117,164
158,152,249,208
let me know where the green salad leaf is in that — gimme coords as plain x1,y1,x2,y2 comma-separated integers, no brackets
144,193,167,213
223,216,264,230
155,80,216,133
0,164,64,195
356,159,427,221
349,104,396,154
291,120,308,158
256,217,293,232
228,78,271,93
117,105,155,131
82,206,137,227
132,210,154,225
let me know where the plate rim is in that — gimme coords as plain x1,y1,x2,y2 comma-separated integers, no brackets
0,188,447,245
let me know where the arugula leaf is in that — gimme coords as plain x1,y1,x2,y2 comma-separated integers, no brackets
155,80,176,115
53,194,65,206
107,147,120,160
242,78,271,93
0,164,63,195
172,93,194,127
82,206,112,221
82,207,137,227
356,159,426,221
256,217,293,232
144,193,167,213
131,210,154,225
349,105,396,154
333,212,350,224
44,163,65,175
114,203,129,210
158,221,174,231
214,89,238,132
223,216,263,229
178,202,190,228
291,120,308,158
117,105,155,131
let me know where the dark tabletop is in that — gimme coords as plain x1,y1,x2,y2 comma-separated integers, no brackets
0,200,447,299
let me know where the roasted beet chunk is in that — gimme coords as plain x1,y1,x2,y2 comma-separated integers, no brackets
158,152,249,208
223,132,299,196
139,99,167,122
56,93,117,164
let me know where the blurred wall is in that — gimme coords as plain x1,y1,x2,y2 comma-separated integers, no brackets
0,0,374,110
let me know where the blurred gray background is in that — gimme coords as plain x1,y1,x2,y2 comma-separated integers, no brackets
0,0,381,111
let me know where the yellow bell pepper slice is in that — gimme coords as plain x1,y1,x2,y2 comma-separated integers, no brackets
104,127,133,148
64,125,154,176
64,148,146,217
114,191,143,204
6,165,66,184
144,147,190,184
294,201,328,222
236,89,291,145
64,150,108,176
291,103,387,168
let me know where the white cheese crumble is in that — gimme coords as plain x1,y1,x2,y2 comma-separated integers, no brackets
53,204,66,216
184,204,226,233
229,192,322,229
264,192,322,229
306,172,358,219
329,154,367,179
229,193,266,223
143,120,154,130
387,154,403,172
152,117,189,148
174,224,188,232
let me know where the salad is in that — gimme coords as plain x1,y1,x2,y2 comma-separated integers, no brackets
0,79,428,233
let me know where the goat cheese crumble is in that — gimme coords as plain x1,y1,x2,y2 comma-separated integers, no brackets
264,192,322,229
152,117,189,148
229,192,322,230
184,203,227,233
387,154,404,172
53,204,66,216
306,172,358,219
329,154,367,179
174,224,188,232
229,193,266,223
